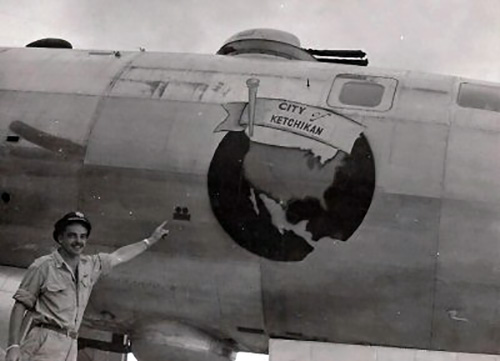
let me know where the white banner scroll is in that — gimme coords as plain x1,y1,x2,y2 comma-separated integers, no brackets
216,99,364,155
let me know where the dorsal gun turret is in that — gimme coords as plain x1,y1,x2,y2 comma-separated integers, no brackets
217,28,368,66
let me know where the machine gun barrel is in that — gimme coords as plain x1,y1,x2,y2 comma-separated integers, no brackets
306,49,366,58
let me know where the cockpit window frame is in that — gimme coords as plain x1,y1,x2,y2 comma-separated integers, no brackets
327,74,398,112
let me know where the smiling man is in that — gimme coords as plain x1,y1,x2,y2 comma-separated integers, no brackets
5,211,169,361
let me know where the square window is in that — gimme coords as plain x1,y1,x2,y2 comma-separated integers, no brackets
458,83,500,112
327,74,397,111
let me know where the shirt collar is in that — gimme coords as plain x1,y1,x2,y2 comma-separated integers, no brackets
51,249,65,268
52,248,87,267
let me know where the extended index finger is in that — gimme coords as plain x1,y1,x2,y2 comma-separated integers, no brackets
158,220,168,229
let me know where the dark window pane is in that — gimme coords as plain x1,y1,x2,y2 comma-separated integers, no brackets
458,83,500,112
339,81,384,107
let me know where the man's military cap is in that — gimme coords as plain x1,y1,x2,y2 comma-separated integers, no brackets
53,211,92,241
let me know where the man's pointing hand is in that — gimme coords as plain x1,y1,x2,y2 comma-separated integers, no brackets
147,220,169,246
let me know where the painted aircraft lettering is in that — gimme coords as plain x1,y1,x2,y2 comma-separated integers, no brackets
269,114,324,136
278,101,307,115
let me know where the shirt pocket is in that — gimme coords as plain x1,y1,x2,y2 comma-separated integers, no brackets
45,281,66,292
42,276,73,313
78,274,93,305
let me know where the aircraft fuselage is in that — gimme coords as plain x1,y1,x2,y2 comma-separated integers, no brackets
1,46,500,355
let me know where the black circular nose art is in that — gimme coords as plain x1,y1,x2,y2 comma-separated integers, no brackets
207,131,375,262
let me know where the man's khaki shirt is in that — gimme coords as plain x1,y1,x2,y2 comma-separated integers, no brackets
13,250,113,333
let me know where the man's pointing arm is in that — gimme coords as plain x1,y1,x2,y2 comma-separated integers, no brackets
109,221,169,268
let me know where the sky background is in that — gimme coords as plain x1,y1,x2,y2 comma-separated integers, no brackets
1,0,500,82
0,1,499,360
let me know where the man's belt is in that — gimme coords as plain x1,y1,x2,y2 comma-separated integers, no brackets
34,322,78,339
